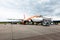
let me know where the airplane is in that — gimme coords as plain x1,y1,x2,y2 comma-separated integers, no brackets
21,15,60,26
46,16,60,25
0,15,60,25
0,19,23,24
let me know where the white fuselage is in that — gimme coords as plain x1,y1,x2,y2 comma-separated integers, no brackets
0,19,21,22
31,17,43,22
31,16,60,22
44,16,60,21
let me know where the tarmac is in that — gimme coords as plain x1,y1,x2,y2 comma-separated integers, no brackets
0,24,60,40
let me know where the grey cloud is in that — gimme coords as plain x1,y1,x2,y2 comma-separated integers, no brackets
1,0,60,16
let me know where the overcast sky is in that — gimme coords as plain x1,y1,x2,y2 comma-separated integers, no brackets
0,0,60,19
